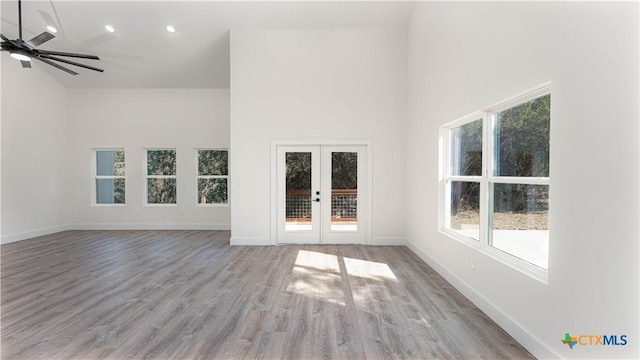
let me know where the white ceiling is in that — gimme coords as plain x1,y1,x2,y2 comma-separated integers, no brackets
1,1,415,88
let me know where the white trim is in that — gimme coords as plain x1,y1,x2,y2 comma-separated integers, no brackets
440,83,551,281
274,145,322,244
195,148,230,206
270,139,373,246
230,236,269,246
449,175,482,181
144,148,178,205
437,127,446,239
70,223,230,231
487,82,552,114
196,203,229,208
487,176,550,185
405,238,560,360
446,111,484,131
369,237,407,246
1,225,232,244
270,143,278,245
146,175,177,179
440,228,481,248
0,225,70,245
270,139,374,146
92,148,126,206
483,245,549,284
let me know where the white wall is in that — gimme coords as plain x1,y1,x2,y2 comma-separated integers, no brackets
67,89,230,230
406,2,639,359
1,58,69,243
230,29,407,245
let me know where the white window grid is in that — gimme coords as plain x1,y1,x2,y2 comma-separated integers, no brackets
93,148,125,206
144,148,177,206
441,83,551,283
196,149,229,206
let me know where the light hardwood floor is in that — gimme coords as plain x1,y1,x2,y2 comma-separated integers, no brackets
1,230,534,359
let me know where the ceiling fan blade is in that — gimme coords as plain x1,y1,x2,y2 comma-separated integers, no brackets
34,57,78,75
37,50,100,60
39,54,104,73
0,34,20,48
21,60,32,68
26,32,55,48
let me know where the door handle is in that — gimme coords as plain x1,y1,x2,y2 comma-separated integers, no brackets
313,198,320,202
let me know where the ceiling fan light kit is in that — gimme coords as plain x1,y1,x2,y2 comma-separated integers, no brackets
0,0,103,75
10,50,31,61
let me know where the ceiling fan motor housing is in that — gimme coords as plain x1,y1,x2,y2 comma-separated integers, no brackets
0,0,103,75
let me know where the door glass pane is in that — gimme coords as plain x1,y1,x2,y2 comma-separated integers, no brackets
490,183,549,269
285,152,312,231
449,181,480,240
331,152,357,231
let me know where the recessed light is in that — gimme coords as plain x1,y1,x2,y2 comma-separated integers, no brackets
166,25,175,33
105,25,115,33
46,25,57,33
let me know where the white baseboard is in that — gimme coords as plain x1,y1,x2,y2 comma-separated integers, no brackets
230,237,270,246
1,225,70,245
69,223,230,231
1,224,230,245
230,237,407,246
369,237,407,245
405,237,560,360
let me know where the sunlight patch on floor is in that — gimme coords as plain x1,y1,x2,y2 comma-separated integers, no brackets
286,250,402,307
287,250,345,306
343,257,398,282
293,250,341,272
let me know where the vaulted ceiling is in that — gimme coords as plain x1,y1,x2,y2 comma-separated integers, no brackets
1,1,414,88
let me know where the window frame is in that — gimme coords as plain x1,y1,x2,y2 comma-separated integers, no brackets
440,83,551,283
443,113,485,246
195,148,229,207
92,148,126,206
144,148,178,206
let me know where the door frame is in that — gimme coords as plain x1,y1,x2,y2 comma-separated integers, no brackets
270,139,373,245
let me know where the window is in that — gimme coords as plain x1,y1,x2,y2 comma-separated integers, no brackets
449,118,483,240
94,149,125,205
146,149,177,204
197,149,228,205
442,84,550,281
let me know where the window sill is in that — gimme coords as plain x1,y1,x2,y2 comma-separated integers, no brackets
440,227,549,285
196,203,229,208
441,228,481,248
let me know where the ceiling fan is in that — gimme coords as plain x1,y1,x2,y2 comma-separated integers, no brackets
1,0,103,75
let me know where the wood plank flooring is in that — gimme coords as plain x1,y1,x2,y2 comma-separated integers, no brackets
1,231,534,359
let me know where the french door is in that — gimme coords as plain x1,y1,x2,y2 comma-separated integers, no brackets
276,145,367,244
